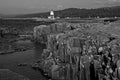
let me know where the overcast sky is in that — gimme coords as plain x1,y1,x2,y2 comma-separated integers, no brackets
0,0,120,14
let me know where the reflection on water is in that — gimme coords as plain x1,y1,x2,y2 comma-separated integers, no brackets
34,43,46,59
0,41,47,80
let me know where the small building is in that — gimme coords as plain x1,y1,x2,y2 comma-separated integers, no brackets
48,10,55,20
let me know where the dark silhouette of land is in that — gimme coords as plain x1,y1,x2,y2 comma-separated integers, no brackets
14,6,120,18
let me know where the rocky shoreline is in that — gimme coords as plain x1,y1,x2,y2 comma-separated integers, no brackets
31,21,120,80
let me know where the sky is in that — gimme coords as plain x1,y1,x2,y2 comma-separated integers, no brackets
0,0,120,14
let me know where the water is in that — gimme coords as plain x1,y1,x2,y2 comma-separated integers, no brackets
0,40,47,80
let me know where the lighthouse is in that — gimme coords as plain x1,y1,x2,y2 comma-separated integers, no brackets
48,10,55,20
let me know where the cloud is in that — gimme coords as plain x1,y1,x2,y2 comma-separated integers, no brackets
95,0,120,3
94,0,120,5
108,0,120,2
91,0,120,8
57,5,63,9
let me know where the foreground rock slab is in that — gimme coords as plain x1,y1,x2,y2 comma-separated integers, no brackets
0,69,30,80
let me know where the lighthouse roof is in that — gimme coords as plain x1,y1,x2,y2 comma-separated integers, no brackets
50,11,54,15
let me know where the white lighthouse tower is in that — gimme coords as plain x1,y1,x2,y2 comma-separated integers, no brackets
48,10,55,20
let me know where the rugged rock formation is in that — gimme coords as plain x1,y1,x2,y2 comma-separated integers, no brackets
33,21,120,80
33,22,105,44
33,22,72,43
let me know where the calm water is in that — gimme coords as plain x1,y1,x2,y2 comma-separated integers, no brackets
0,41,46,80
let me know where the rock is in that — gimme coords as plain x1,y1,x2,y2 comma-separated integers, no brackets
17,63,28,67
36,60,41,63
51,65,60,79
33,25,50,43
31,63,40,70
33,23,71,43
34,22,120,80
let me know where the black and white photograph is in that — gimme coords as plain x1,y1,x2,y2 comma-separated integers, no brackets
0,0,120,80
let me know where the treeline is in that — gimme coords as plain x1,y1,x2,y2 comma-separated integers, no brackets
15,6,120,18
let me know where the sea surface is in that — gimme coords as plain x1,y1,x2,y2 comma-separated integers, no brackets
0,40,47,80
